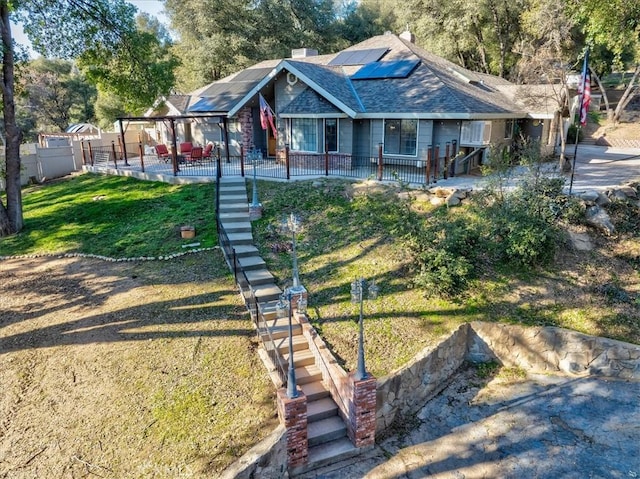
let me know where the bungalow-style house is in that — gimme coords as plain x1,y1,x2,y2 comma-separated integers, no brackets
147,31,562,174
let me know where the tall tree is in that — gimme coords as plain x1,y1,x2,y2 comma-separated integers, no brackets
0,0,175,236
515,0,576,168
571,0,640,122
336,0,398,45
166,0,342,92
20,58,97,132
397,0,526,78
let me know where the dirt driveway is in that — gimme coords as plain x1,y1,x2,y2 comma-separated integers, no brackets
0,253,276,478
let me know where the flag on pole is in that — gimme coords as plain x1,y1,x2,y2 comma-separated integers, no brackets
259,93,277,138
578,50,591,126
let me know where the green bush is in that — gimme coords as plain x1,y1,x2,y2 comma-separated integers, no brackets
567,123,583,143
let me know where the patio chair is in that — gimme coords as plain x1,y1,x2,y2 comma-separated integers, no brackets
202,142,214,161
179,142,193,156
186,146,203,165
155,144,170,162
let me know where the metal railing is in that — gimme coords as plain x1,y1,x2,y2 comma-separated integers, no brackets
215,167,288,385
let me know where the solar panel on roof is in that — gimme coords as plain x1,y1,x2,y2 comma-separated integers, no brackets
232,68,272,82
351,59,421,80
328,47,388,66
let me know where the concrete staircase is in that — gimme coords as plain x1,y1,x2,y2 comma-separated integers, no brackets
217,176,360,476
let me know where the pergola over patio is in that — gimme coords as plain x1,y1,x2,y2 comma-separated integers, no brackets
115,113,231,175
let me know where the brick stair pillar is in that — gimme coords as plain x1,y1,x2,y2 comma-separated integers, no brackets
277,387,308,467
347,373,376,448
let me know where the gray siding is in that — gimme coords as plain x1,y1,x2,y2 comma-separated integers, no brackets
275,76,308,150
433,121,461,153
371,119,384,157
339,119,353,154
417,120,433,162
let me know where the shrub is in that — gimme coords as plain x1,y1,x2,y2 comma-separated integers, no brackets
567,123,583,143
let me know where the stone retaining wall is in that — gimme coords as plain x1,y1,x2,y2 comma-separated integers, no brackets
375,322,640,434
375,324,469,434
595,137,640,148
219,425,288,479
467,321,640,379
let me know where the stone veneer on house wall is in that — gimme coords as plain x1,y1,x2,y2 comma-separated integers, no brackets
237,107,253,152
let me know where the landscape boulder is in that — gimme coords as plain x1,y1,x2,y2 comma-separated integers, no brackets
585,205,615,235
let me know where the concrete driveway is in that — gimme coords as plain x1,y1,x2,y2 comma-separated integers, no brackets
430,144,640,194
298,367,640,478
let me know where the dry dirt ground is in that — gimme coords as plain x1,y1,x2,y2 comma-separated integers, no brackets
0,252,277,479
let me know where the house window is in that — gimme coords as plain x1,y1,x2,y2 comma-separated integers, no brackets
324,119,338,152
384,119,417,156
460,121,492,145
291,118,317,152
504,120,514,139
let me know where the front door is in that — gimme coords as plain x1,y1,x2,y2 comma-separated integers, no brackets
353,119,371,166
267,127,276,157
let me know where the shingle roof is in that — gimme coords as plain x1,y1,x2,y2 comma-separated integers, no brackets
187,32,531,118
279,87,343,114
284,60,364,114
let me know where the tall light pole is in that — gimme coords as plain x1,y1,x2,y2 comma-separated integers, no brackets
279,213,304,293
248,148,262,220
351,278,379,380
277,288,298,398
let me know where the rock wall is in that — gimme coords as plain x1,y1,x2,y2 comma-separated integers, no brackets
375,324,469,433
376,322,640,434
219,425,288,479
468,321,640,379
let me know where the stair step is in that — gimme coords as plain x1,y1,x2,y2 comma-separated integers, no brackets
218,211,250,223
254,284,283,303
244,268,275,286
219,185,247,193
283,348,315,369
226,232,253,245
219,176,246,185
231,245,260,258
258,300,282,320
219,194,249,204
307,397,339,423
218,203,248,213
300,381,330,402
237,256,266,271
295,365,322,385
220,221,252,233
290,437,361,477
270,334,309,355
261,318,302,340
307,415,347,447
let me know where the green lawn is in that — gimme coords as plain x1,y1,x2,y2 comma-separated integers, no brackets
0,173,217,257
249,178,640,376
3,172,638,380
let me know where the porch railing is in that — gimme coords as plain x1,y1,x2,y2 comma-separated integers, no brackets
83,140,469,187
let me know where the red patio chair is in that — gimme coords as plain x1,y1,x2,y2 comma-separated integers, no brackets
202,143,214,161
179,142,193,155
155,144,170,162
186,146,203,165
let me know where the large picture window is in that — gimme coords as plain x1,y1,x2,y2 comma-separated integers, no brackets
291,118,317,152
384,119,417,156
324,119,338,152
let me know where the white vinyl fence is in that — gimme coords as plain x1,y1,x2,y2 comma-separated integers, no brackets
0,141,79,191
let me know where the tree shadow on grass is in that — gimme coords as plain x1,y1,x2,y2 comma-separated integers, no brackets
0,253,252,355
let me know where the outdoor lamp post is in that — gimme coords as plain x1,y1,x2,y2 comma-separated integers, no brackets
279,213,304,293
277,288,298,398
351,278,379,380
248,148,261,209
